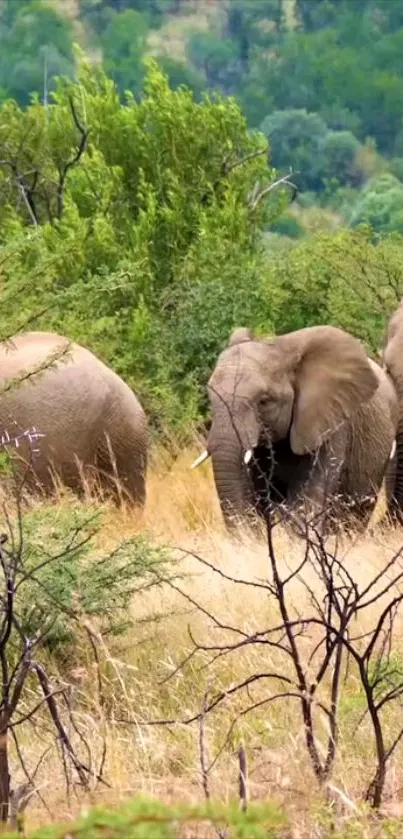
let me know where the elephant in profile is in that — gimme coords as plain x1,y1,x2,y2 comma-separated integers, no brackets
0,331,148,504
192,325,398,532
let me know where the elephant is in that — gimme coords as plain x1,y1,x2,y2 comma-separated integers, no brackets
383,301,403,518
192,325,398,533
0,331,148,504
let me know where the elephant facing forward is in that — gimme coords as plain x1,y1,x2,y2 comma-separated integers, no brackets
193,325,398,532
0,331,148,504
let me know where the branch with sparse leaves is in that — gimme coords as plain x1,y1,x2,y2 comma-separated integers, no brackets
0,437,109,826
248,171,299,211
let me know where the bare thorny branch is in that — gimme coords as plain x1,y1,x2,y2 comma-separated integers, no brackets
123,495,403,811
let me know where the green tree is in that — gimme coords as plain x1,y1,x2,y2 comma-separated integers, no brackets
350,174,403,233
265,226,403,348
0,55,281,434
260,109,328,191
187,32,239,90
101,9,148,96
79,0,184,32
320,129,363,187
156,56,204,97
0,1,74,105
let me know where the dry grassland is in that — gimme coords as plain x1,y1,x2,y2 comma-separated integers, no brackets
11,444,403,837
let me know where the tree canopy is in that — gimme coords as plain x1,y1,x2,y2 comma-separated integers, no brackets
0,56,287,433
1,1,403,436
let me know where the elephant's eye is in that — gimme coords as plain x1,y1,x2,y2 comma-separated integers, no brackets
258,394,272,408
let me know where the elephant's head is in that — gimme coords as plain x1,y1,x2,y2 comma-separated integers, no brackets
193,325,378,525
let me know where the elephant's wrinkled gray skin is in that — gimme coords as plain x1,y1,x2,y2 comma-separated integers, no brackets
0,332,148,504
383,302,403,519
198,325,398,532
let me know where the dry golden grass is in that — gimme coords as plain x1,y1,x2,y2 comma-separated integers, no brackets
9,444,403,837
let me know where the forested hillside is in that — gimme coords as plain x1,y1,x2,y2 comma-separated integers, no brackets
3,0,403,234
1,0,403,434
2,6,403,837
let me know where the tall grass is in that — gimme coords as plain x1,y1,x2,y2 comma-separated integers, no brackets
10,444,403,836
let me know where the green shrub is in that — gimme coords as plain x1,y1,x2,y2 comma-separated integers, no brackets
320,129,363,186
0,54,283,436
264,226,403,348
349,174,403,233
389,156,403,181
260,108,328,191
9,500,170,661
9,796,287,839
269,213,304,238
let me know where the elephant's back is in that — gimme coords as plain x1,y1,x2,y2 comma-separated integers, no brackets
0,331,147,499
0,331,109,386
0,332,74,381
0,331,126,393
0,330,146,436
0,332,111,449
0,332,112,405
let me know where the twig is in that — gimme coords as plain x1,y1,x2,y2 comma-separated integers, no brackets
238,744,247,812
199,680,212,802
56,97,89,220
248,172,299,211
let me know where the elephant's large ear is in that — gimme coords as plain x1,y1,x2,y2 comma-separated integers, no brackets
387,299,403,342
229,327,253,346
289,326,379,455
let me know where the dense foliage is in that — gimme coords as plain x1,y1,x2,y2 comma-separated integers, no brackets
2,0,403,235
0,57,285,432
5,796,287,839
19,502,168,657
1,2,403,435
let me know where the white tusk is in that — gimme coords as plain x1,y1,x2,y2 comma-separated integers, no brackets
390,439,397,460
190,450,210,469
244,449,253,465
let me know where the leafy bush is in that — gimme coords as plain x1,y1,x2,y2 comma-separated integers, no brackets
320,129,362,186
0,55,282,436
269,213,304,238
14,501,169,659
10,796,287,839
389,156,403,181
187,31,239,89
101,9,148,96
260,110,363,192
264,226,403,348
349,173,403,232
260,109,328,191
0,1,74,106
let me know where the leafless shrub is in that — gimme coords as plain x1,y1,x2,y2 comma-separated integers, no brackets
128,498,403,813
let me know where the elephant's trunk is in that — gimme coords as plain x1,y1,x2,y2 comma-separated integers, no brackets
208,412,258,527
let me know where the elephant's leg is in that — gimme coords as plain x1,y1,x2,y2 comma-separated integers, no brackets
93,397,148,507
94,434,146,506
